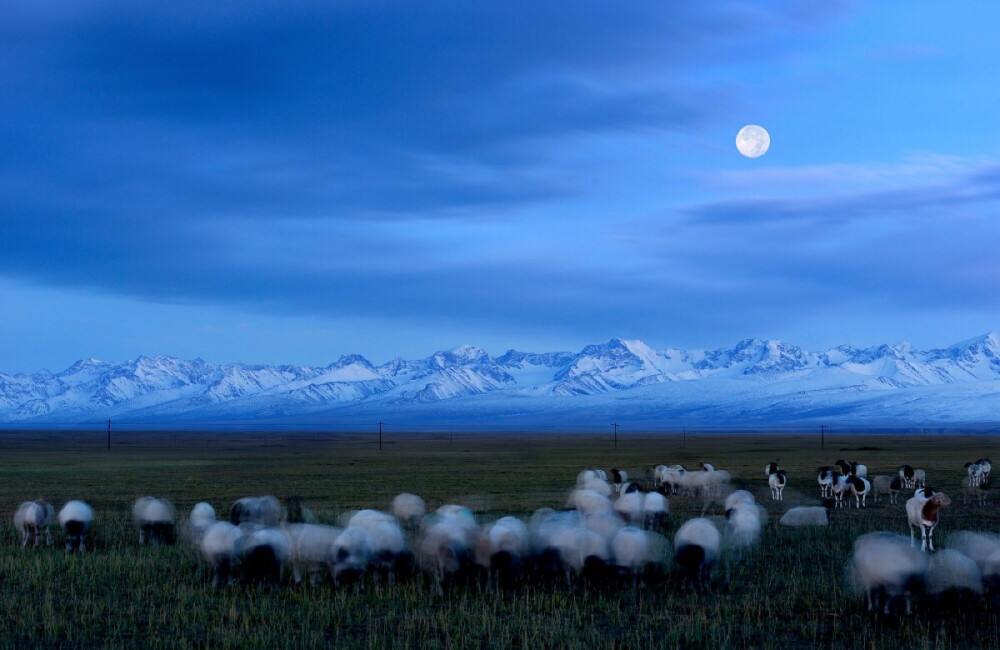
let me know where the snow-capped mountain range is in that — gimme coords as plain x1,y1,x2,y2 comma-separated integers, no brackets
2,333,999,428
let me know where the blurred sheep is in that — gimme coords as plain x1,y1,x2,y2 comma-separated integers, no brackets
285,523,342,585
13,499,54,548
847,532,927,615
199,521,243,586
674,518,721,592
58,500,94,554
132,497,176,546
229,495,282,527
236,526,291,587
779,500,834,527
188,502,216,546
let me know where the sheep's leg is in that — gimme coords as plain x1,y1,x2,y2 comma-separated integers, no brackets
909,524,916,548
926,525,935,552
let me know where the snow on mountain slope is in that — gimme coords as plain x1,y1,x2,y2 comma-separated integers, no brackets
1,333,999,426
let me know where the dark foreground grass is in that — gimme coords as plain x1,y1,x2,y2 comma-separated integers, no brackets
1,430,999,648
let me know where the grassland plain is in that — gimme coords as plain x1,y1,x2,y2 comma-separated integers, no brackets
1,429,1000,649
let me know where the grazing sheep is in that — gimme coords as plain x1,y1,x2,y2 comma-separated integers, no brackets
347,510,409,578
58,500,94,554
417,506,480,593
661,466,686,495
848,475,871,509
961,476,988,506
568,489,612,516
132,497,176,546
477,516,530,588
925,548,982,608
724,490,755,511
848,532,928,615
391,493,426,529
768,470,787,501
188,502,216,546
331,525,376,586
779,500,834,527
199,521,244,586
724,501,762,549
871,476,901,506
906,488,952,551
613,491,644,525
947,531,1000,602
236,526,291,586
285,523,342,585
641,492,669,532
13,500,54,548
610,526,658,580
673,518,721,592
817,467,836,498
230,495,282,527
911,469,927,488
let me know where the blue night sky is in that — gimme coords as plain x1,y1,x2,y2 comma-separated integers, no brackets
2,1,999,373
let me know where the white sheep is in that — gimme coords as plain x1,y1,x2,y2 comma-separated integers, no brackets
285,523,342,585
611,526,665,581
724,501,761,549
417,506,480,593
962,476,988,506
661,466,686,495
188,502,216,546
236,526,291,586
476,516,530,587
568,488,613,516
724,490,755,511
641,492,669,532
199,521,243,586
673,517,721,592
831,474,851,509
978,458,992,484
906,489,952,551
229,495,282,526
613,491,644,525
331,525,376,586
132,497,176,546
835,459,867,478
347,510,409,577
911,469,926,488
779,501,833,527
768,470,786,501
925,548,982,606
948,531,1000,601
13,500,54,548
871,476,901,506
391,493,426,529
58,500,94,554
848,532,928,615
610,469,629,494
817,467,836,498
585,510,627,541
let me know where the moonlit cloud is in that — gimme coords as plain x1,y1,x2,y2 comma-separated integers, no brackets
0,0,998,373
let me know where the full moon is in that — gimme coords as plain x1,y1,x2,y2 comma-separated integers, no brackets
736,124,770,158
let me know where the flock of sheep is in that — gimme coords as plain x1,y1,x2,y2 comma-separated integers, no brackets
9,455,997,612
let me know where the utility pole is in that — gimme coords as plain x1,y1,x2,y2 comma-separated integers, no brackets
107,419,111,450
378,421,383,451
821,424,826,452
683,427,686,449
613,423,618,450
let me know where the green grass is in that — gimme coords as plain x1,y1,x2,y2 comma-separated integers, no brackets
1,430,999,648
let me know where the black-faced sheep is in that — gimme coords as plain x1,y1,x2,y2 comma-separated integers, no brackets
476,516,530,588
848,475,871,509
58,500,94,554
610,469,629,495
673,518,721,592
965,462,985,487
847,532,927,615
764,461,780,477
835,459,867,478
132,497,176,546
724,501,762,549
768,470,787,501
331,525,376,586
611,526,667,583
817,466,836,498
906,488,952,551
13,500,54,548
